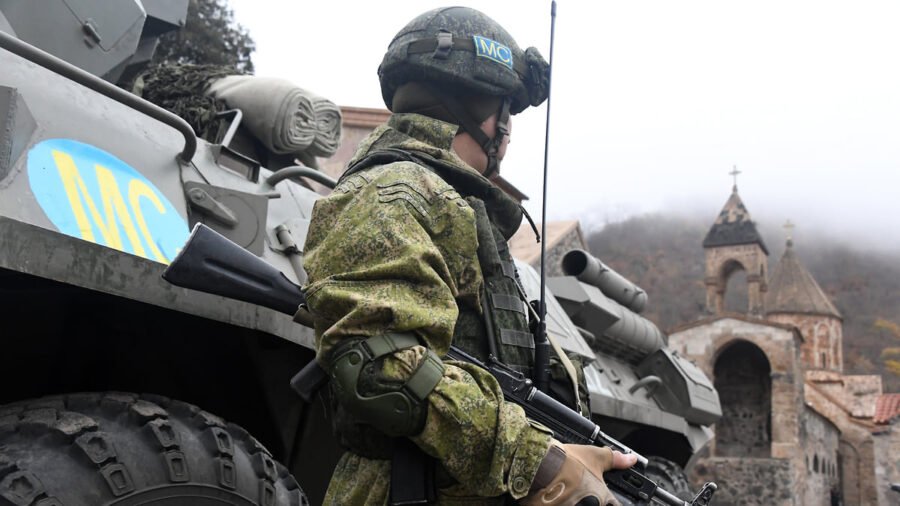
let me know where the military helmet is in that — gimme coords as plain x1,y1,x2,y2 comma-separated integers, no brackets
378,6,550,115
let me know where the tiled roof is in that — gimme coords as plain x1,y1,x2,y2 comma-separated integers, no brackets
874,394,900,424
766,240,841,318
702,188,768,254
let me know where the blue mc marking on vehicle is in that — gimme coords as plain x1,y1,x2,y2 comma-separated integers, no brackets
27,138,189,264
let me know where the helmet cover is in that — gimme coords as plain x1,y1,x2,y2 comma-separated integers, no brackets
379,6,549,115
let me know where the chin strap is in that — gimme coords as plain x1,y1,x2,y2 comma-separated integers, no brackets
483,98,511,179
421,84,511,178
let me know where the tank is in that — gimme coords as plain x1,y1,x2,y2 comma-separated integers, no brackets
0,3,720,504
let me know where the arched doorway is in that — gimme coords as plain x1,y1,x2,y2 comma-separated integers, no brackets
713,339,772,457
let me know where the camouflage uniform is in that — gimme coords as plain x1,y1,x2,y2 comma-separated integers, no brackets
303,113,552,505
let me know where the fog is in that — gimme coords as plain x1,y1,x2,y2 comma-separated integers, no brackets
230,0,900,252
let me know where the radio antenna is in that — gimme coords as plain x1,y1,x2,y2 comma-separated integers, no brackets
533,0,557,393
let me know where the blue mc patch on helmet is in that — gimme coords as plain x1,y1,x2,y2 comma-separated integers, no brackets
473,35,513,70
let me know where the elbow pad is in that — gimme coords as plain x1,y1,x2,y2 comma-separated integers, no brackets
329,333,444,437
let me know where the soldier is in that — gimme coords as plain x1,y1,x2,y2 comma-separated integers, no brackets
302,6,636,505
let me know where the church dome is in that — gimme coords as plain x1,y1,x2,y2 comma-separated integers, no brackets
766,240,841,318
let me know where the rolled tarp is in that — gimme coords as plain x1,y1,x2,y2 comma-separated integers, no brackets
207,75,341,157
308,94,342,157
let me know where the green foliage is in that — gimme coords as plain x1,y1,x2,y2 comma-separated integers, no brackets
875,318,900,338
884,357,900,377
876,319,900,377
154,0,255,73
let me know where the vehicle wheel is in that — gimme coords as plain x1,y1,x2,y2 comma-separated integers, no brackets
642,456,692,500
0,392,308,506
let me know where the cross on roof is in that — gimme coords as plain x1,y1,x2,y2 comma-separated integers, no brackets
729,165,742,190
783,219,795,245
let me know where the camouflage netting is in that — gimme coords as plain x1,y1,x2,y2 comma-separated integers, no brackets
131,64,238,141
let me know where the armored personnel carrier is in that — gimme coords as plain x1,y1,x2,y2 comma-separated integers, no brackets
0,2,719,504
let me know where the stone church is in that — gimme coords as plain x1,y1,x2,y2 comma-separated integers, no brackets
669,185,900,505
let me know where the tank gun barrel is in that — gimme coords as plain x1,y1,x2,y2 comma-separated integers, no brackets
548,275,666,364
561,249,648,313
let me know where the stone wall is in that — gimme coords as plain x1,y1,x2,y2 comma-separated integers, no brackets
805,382,881,505
873,426,900,506
842,375,883,418
801,407,841,503
671,318,818,502
807,372,882,419
768,313,842,372
669,318,804,460
806,370,844,401
689,457,794,505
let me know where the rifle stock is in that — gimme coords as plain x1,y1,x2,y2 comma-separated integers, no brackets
162,224,717,506
163,223,305,315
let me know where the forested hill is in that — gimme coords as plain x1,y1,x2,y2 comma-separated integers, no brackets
584,214,900,391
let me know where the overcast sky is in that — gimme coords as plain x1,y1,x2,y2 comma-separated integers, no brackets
229,0,900,252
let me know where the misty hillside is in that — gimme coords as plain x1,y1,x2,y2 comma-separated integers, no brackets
584,214,900,392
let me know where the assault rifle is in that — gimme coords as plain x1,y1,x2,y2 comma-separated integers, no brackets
162,224,717,506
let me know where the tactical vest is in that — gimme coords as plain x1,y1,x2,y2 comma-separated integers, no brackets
454,196,533,376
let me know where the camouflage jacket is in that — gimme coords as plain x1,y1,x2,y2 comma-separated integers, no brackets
303,113,552,505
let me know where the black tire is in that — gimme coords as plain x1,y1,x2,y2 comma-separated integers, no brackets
0,392,308,506
642,456,692,500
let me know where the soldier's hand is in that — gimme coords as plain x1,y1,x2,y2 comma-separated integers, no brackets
520,440,637,506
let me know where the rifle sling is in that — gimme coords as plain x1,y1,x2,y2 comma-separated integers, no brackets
390,438,437,505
